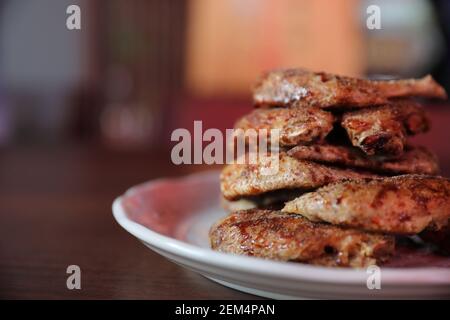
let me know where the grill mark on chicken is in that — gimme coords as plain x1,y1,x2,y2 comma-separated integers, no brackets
209,209,395,268
282,175,450,235
371,184,401,209
253,69,446,109
287,144,439,175
341,100,429,156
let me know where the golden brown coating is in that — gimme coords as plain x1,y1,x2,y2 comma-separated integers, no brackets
341,100,429,156
210,209,395,268
282,175,450,235
220,153,378,200
233,107,334,147
253,69,446,109
287,144,439,175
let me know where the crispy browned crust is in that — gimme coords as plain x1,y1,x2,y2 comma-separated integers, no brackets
220,153,379,200
341,100,429,156
253,69,446,109
282,175,450,235
210,209,395,268
233,107,334,147
287,144,439,175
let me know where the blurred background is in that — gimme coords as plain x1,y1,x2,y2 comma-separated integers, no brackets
1,0,450,180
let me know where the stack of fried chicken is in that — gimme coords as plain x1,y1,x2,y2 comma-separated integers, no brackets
210,69,450,268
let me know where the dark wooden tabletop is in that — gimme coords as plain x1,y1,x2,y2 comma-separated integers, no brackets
0,145,258,299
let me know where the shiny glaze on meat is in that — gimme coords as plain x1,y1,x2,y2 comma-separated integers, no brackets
233,106,334,147
210,209,395,268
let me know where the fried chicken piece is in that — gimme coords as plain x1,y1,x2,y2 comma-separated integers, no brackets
282,175,450,235
210,209,395,268
287,144,439,175
341,100,429,156
233,107,334,147
253,69,446,109
221,153,378,200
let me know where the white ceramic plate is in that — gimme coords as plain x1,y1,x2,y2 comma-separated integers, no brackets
112,171,450,299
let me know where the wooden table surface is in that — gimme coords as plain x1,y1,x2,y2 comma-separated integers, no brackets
0,145,257,299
